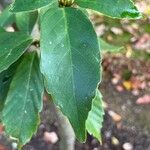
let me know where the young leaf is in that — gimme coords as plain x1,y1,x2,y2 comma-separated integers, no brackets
0,30,32,73
40,7,100,142
75,0,142,19
16,11,38,34
2,52,44,146
86,89,104,142
99,38,123,53
10,0,56,12
0,7,15,27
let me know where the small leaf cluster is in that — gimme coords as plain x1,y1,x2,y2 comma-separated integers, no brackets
0,0,141,148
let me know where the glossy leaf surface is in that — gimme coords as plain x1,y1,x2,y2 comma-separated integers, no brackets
40,7,100,141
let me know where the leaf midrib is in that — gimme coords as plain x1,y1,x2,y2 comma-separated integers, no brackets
63,9,82,135
18,53,35,142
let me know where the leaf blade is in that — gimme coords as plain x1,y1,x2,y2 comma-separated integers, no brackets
86,89,104,141
40,7,100,141
2,52,44,145
99,38,123,53
0,31,32,73
0,60,20,121
15,11,38,34
0,6,15,27
75,0,142,19
11,0,56,12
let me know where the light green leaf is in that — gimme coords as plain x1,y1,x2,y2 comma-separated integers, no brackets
75,0,142,19
86,89,104,141
16,11,38,34
99,38,123,53
0,30,32,73
2,52,44,146
40,7,100,141
0,7,15,27
10,0,56,12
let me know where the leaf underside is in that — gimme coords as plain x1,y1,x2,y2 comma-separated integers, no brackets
99,38,123,53
86,89,104,141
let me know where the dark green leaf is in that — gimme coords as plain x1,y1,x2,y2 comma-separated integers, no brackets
0,7,15,27
75,0,142,19
0,30,32,73
10,0,56,12
16,11,38,34
99,38,123,53
0,61,20,121
86,89,104,141
2,52,44,146
40,7,100,141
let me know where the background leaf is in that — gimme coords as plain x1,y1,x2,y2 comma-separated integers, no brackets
15,11,38,34
99,38,123,53
75,0,142,19
86,89,104,142
0,30,32,73
2,52,44,146
0,6,15,27
40,7,100,141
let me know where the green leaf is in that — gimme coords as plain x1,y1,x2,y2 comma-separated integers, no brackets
0,30,32,73
99,38,123,53
86,89,104,142
0,61,20,121
16,11,38,34
2,52,44,146
40,7,100,141
75,0,142,19
10,0,56,12
0,7,15,27
0,27,5,32
79,8,89,17
39,1,59,16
